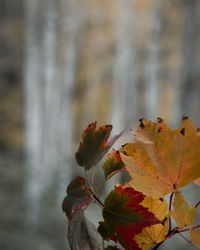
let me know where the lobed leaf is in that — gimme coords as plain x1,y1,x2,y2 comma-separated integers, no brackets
103,149,126,180
68,209,100,250
76,122,122,170
99,185,160,250
134,196,168,249
120,117,200,198
62,177,91,218
172,190,196,228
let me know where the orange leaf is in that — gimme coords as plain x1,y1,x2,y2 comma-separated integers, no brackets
120,117,200,198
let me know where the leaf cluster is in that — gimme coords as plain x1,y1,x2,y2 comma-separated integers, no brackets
62,117,200,249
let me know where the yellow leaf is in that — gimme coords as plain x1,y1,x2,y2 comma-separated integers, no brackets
120,117,200,198
134,196,168,250
190,229,200,248
172,190,196,228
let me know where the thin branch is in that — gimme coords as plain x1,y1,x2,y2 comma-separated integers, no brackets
195,200,200,208
90,193,104,209
164,229,177,240
91,166,96,188
84,168,93,191
178,232,191,243
168,192,175,233
151,241,164,250
178,224,200,233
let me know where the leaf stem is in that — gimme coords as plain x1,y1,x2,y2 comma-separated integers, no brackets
151,241,164,250
153,224,200,249
178,232,190,243
195,200,200,208
84,168,93,191
91,166,96,188
178,224,200,233
168,192,174,233
84,168,104,209
90,193,104,209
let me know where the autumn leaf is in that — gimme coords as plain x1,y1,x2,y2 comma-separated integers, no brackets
98,185,160,250
172,190,196,228
102,149,126,180
76,122,122,170
120,117,200,198
62,177,91,218
190,228,200,248
68,209,100,250
134,196,168,250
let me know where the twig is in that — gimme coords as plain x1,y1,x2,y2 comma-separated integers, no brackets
84,168,93,191
195,200,200,208
151,241,164,250
178,224,200,233
91,166,96,188
178,232,191,243
168,192,174,233
90,193,104,209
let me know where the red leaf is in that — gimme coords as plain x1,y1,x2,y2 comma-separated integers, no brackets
62,177,91,218
99,185,160,250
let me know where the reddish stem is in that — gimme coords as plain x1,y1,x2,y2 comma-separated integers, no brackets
178,232,191,243
178,224,200,233
168,192,175,232
164,230,176,240
195,200,200,208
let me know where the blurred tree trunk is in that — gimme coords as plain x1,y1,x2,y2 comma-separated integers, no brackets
181,0,200,120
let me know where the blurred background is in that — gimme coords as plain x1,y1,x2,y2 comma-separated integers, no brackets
1,0,200,249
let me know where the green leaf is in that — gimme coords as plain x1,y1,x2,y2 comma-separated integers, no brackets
76,122,122,170
99,185,161,250
68,209,100,250
62,177,91,218
103,149,126,180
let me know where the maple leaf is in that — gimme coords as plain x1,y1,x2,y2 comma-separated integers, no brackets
172,190,196,228
102,149,126,180
68,209,100,250
98,185,160,250
76,122,122,170
120,117,200,198
62,177,91,218
134,196,168,250
190,228,200,248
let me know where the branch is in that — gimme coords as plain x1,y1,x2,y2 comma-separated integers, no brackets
195,200,200,208
168,192,175,233
84,168,104,209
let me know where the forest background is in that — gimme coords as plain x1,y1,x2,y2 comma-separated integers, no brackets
1,0,200,249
